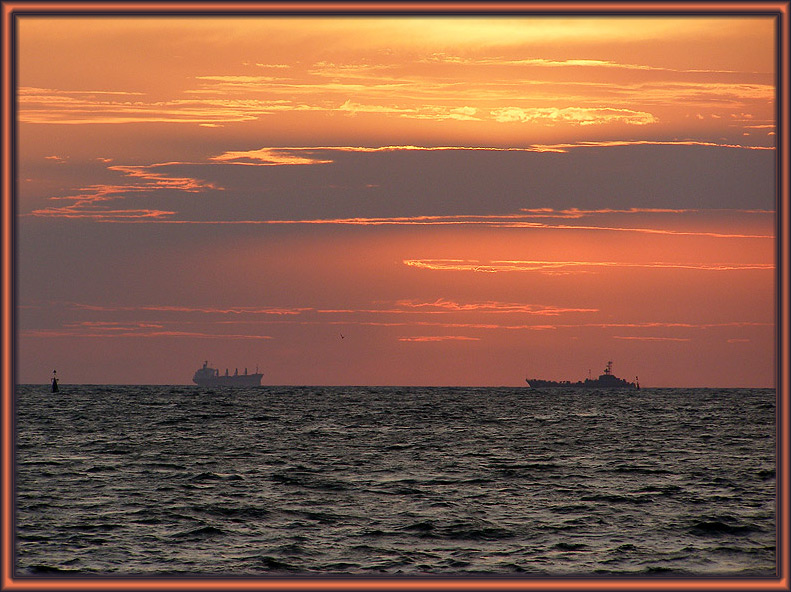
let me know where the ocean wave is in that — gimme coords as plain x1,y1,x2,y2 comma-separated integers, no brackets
192,503,270,520
636,484,683,495
399,518,515,541
188,471,244,481
27,564,87,574
254,556,303,572
283,509,350,525
270,471,349,491
491,462,561,476
84,465,118,473
757,469,775,480
553,542,589,551
62,523,122,532
580,493,655,505
611,465,672,475
170,525,228,540
688,519,760,536
14,384,776,576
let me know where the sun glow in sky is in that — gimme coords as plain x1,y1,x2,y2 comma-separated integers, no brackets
15,8,778,387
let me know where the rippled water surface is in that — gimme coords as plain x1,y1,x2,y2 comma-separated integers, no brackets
15,385,776,576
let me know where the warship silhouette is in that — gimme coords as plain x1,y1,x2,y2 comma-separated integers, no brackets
526,361,639,389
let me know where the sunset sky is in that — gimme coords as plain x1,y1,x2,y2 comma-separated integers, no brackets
15,10,777,387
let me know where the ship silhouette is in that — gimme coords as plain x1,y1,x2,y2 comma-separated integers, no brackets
526,361,639,389
192,361,263,387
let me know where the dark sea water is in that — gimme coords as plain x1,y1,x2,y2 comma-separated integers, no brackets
14,385,776,578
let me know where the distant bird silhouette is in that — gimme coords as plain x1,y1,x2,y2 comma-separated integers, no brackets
340,333,345,339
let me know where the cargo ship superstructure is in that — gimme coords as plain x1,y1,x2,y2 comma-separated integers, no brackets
192,361,263,387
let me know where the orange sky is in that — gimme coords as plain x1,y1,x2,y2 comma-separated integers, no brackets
14,9,778,386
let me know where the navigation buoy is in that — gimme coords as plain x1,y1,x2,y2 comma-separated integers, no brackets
51,370,59,393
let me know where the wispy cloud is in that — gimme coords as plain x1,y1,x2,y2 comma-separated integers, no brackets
183,56,772,128
585,321,769,329
190,70,654,126
29,163,220,220
290,319,770,332
525,139,774,153
625,81,774,106
613,335,692,342
118,213,773,239
519,207,773,217
20,87,146,97
18,87,307,125
210,148,333,166
31,300,769,346
195,75,281,84
338,99,417,116
402,259,773,274
71,303,310,315
29,143,772,221
19,82,770,132
30,200,176,221
207,142,772,168
491,106,657,126
106,164,218,191
398,335,480,342
394,299,597,315
67,321,165,330
419,54,752,74
69,299,595,318
22,329,273,340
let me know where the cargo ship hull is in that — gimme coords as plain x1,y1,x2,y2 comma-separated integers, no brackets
193,361,263,387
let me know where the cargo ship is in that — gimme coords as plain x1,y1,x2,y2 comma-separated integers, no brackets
192,361,263,387
526,361,639,389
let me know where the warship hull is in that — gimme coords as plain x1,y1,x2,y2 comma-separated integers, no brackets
526,378,638,389
526,361,639,390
